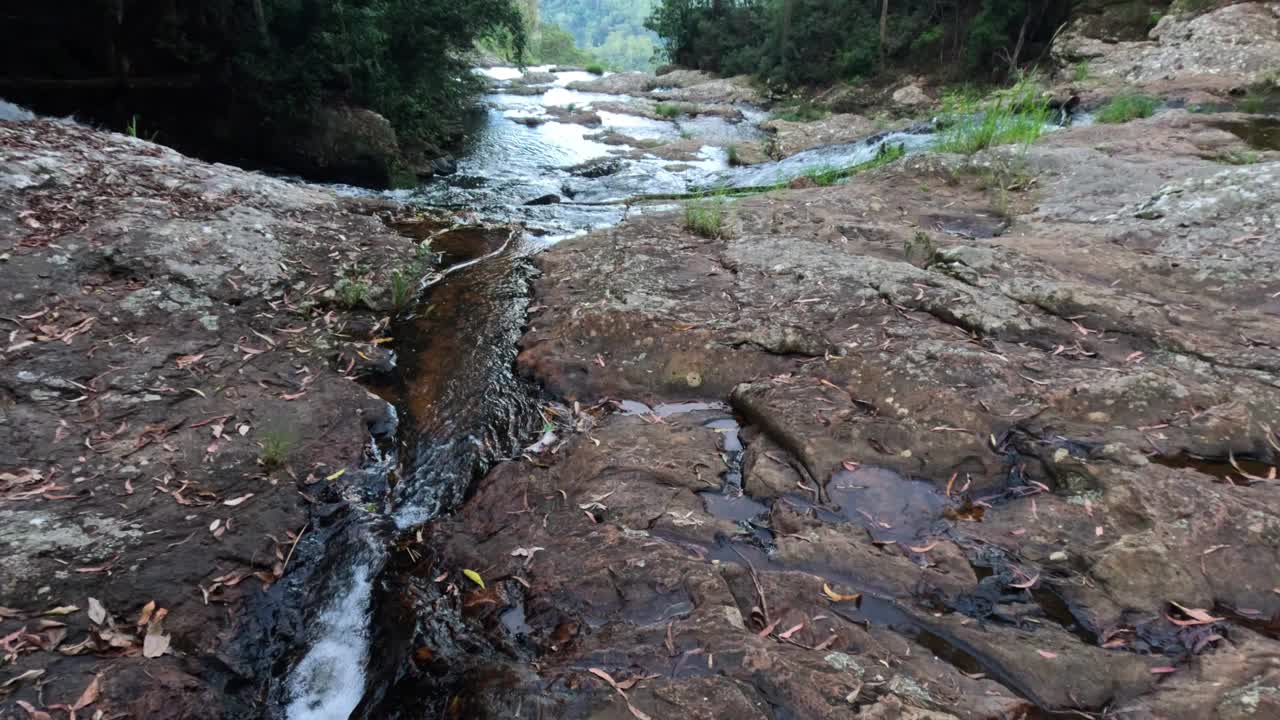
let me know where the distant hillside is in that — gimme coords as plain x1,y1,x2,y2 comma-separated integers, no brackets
540,0,659,70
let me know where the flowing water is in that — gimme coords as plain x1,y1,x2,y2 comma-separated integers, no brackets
277,65,1079,718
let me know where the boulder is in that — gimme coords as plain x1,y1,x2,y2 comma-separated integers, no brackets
525,193,562,205
891,83,931,108
280,105,402,188
1053,2,1280,89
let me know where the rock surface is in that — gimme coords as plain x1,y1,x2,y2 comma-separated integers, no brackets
762,113,880,158
385,109,1280,718
0,117,432,717
1054,2,1280,89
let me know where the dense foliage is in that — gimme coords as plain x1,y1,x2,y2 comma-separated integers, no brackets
2,0,527,151
541,0,660,70
645,0,1072,87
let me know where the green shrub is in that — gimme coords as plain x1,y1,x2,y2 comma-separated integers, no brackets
585,63,606,75
335,278,370,309
685,197,729,238
655,102,684,119
1096,94,1158,123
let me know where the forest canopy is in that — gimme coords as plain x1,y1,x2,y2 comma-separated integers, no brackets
644,0,1072,87
540,0,661,70
1,0,528,158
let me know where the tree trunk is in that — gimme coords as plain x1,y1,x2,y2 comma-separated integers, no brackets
879,0,890,67
1009,6,1031,77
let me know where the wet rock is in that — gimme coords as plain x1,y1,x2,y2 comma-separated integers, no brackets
568,157,623,178
762,113,879,158
525,193,562,206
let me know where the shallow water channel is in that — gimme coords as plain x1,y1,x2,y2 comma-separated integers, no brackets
276,66,1070,719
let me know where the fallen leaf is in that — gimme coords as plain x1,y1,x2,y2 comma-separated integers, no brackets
1037,649,1057,659
73,674,100,711
137,600,156,628
143,629,171,658
1168,600,1223,625
87,597,107,625
1150,666,1177,674
755,618,782,637
822,583,862,603
42,605,79,617
908,541,939,554
462,569,485,589
779,623,805,639
325,469,345,481
223,493,254,507
588,668,619,689
1010,574,1040,589
1,669,44,688
15,701,52,720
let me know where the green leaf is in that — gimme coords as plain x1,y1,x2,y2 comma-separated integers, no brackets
463,569,485,589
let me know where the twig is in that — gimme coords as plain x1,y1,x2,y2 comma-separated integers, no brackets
282,522,309,572
729,544,769,626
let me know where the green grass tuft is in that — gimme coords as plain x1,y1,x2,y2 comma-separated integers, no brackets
935,75,1052,154
685,197,729,238
388,270,416,310
772,102,829,123
1240,91,1267,114
1072,61,1090,82
259,431,296,469
1096,94,1158,124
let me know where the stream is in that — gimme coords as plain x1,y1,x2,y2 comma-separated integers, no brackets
275,65,1065,719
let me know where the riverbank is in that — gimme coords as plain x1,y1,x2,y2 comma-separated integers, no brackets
0,117,437,717
375,106,1280,718
3,3,1280,716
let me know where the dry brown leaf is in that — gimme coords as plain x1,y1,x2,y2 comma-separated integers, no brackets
137,601,157,628
779,623,805,639
908,541,939,554
588,668,619,690
1010,574,1040,589
73,674,100,711
223,493,254,507
1168,600,1223,625
15,701,53,720
1037,649,1057,659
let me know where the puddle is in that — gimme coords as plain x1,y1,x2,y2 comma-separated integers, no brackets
822,466,950,546
1216,604,1280,640
613,399,730,417
1211,117,1280,151
1151,452,1276,485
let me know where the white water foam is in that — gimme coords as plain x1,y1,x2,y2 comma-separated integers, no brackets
283,551,375,720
